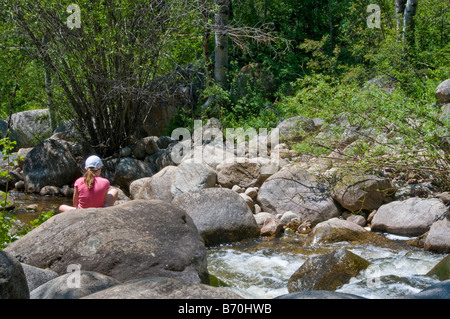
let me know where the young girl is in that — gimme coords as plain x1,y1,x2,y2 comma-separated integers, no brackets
59,155,118,212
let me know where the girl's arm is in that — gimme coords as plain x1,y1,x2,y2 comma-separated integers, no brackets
73,187,79,208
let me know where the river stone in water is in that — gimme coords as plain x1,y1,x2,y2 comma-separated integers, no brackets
306,218,369,245
371,198,448,236
82,276,244,299
0,250,29,299
4,200,209,285
424,219,450,254
426,254,450,281
30,270,120,299
257,165,339,225
287,248,370,293
172,188,260,246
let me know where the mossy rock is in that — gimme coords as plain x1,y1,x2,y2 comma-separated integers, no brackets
427,254,450,281
287,248,370,292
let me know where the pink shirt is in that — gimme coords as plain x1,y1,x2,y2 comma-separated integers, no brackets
74,176,110,209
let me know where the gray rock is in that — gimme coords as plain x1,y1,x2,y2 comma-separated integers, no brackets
30,270,120,299
307,218,369,244
332,174,394,212
39,185,61,196
172,188,260,246
23,138,82,193
105,157,153,191
424,219,450,254
21,263,58,292
216,160,264,188
257,165,340,226
436,79,450,104
0,250,29,299
346,214,366,227
143,136,160,155
82,276,243,299
254,212,274,228
371,198,448,236
171,159,216,196
132,139,147,160
8,109,53,148
4,200,209,285
130,165,177,202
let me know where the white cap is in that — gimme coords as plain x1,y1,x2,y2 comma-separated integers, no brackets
85,155,103,170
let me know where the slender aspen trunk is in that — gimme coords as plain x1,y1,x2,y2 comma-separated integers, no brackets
403,0,419,45
395,0,407,41
214,0,230,88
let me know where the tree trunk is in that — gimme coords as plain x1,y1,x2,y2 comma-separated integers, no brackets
214,0,230,88
42,36,57,130
328,0,334,50
201,0,212,77
403,0,419,45
395,0,407,41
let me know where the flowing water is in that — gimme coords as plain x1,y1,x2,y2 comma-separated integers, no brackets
9,191,444,299
207,233,444,299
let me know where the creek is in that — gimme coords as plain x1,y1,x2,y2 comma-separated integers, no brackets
10,192,444,299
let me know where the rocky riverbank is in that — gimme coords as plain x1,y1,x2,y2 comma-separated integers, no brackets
0,79,449,299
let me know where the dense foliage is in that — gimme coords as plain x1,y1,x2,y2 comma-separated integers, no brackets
0,0,449,185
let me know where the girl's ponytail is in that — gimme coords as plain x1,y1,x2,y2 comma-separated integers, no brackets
84,168,96,189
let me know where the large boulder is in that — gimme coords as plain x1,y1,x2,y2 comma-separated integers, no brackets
306,218,369,244
424,219,450,254
30,270,120,299
104,157,153,191
0,120,22,150
82,276,243,299
436,79,450,104
8,109,53,148
23,138,82,193
172,188,260,246
305,218,406,249
170,159,217,197
216,159,265,188
4,200,209,285
371,198,448,236
130,165,178,202
332,174,394,212
287,248,370,293
0,250,29,299
257,165,340,226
